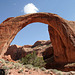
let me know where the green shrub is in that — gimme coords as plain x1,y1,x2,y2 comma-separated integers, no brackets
20,51,46,68
18,69,23,73
9,66,14,69
41,67,46,71
33,67,39,71
0,59,5,63
56,71,63,75
14,63,22,69
25,64,33,69
5,61,9,63
2,66,9,70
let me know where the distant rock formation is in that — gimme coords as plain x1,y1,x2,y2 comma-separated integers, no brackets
5,40,53,60
0,12,75,63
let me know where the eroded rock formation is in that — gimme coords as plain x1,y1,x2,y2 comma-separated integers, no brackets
5,40,53,60
0,12,75,63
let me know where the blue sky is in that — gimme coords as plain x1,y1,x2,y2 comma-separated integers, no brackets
0,0,75,46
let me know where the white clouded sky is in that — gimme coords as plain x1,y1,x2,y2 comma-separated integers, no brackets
24,3,39,14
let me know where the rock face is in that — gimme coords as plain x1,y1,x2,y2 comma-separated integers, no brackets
0,12,75,63
5,40,53,60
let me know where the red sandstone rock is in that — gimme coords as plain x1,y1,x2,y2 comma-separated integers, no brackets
5,40,53,60
32,40,51,47
0,12,75,63
23,45,32,48
2,55,15,62
5,45,27,60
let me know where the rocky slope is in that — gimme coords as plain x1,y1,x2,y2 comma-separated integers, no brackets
3,40,75,71
0,40,75,75
0,59,75,75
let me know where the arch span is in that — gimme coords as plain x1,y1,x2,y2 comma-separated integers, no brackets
0,12,75,63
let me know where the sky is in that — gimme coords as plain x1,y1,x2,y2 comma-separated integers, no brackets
0,0,75,46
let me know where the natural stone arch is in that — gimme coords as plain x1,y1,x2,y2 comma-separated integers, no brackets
0,12,75,63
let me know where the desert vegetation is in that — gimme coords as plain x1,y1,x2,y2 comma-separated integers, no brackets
0,58,66,75
19,51,46,68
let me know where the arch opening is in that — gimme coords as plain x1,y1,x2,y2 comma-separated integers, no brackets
5,23,55,69
10,22,50,46
0,12,75,64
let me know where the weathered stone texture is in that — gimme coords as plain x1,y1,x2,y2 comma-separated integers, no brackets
4,40,53,60
0,12,75,63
